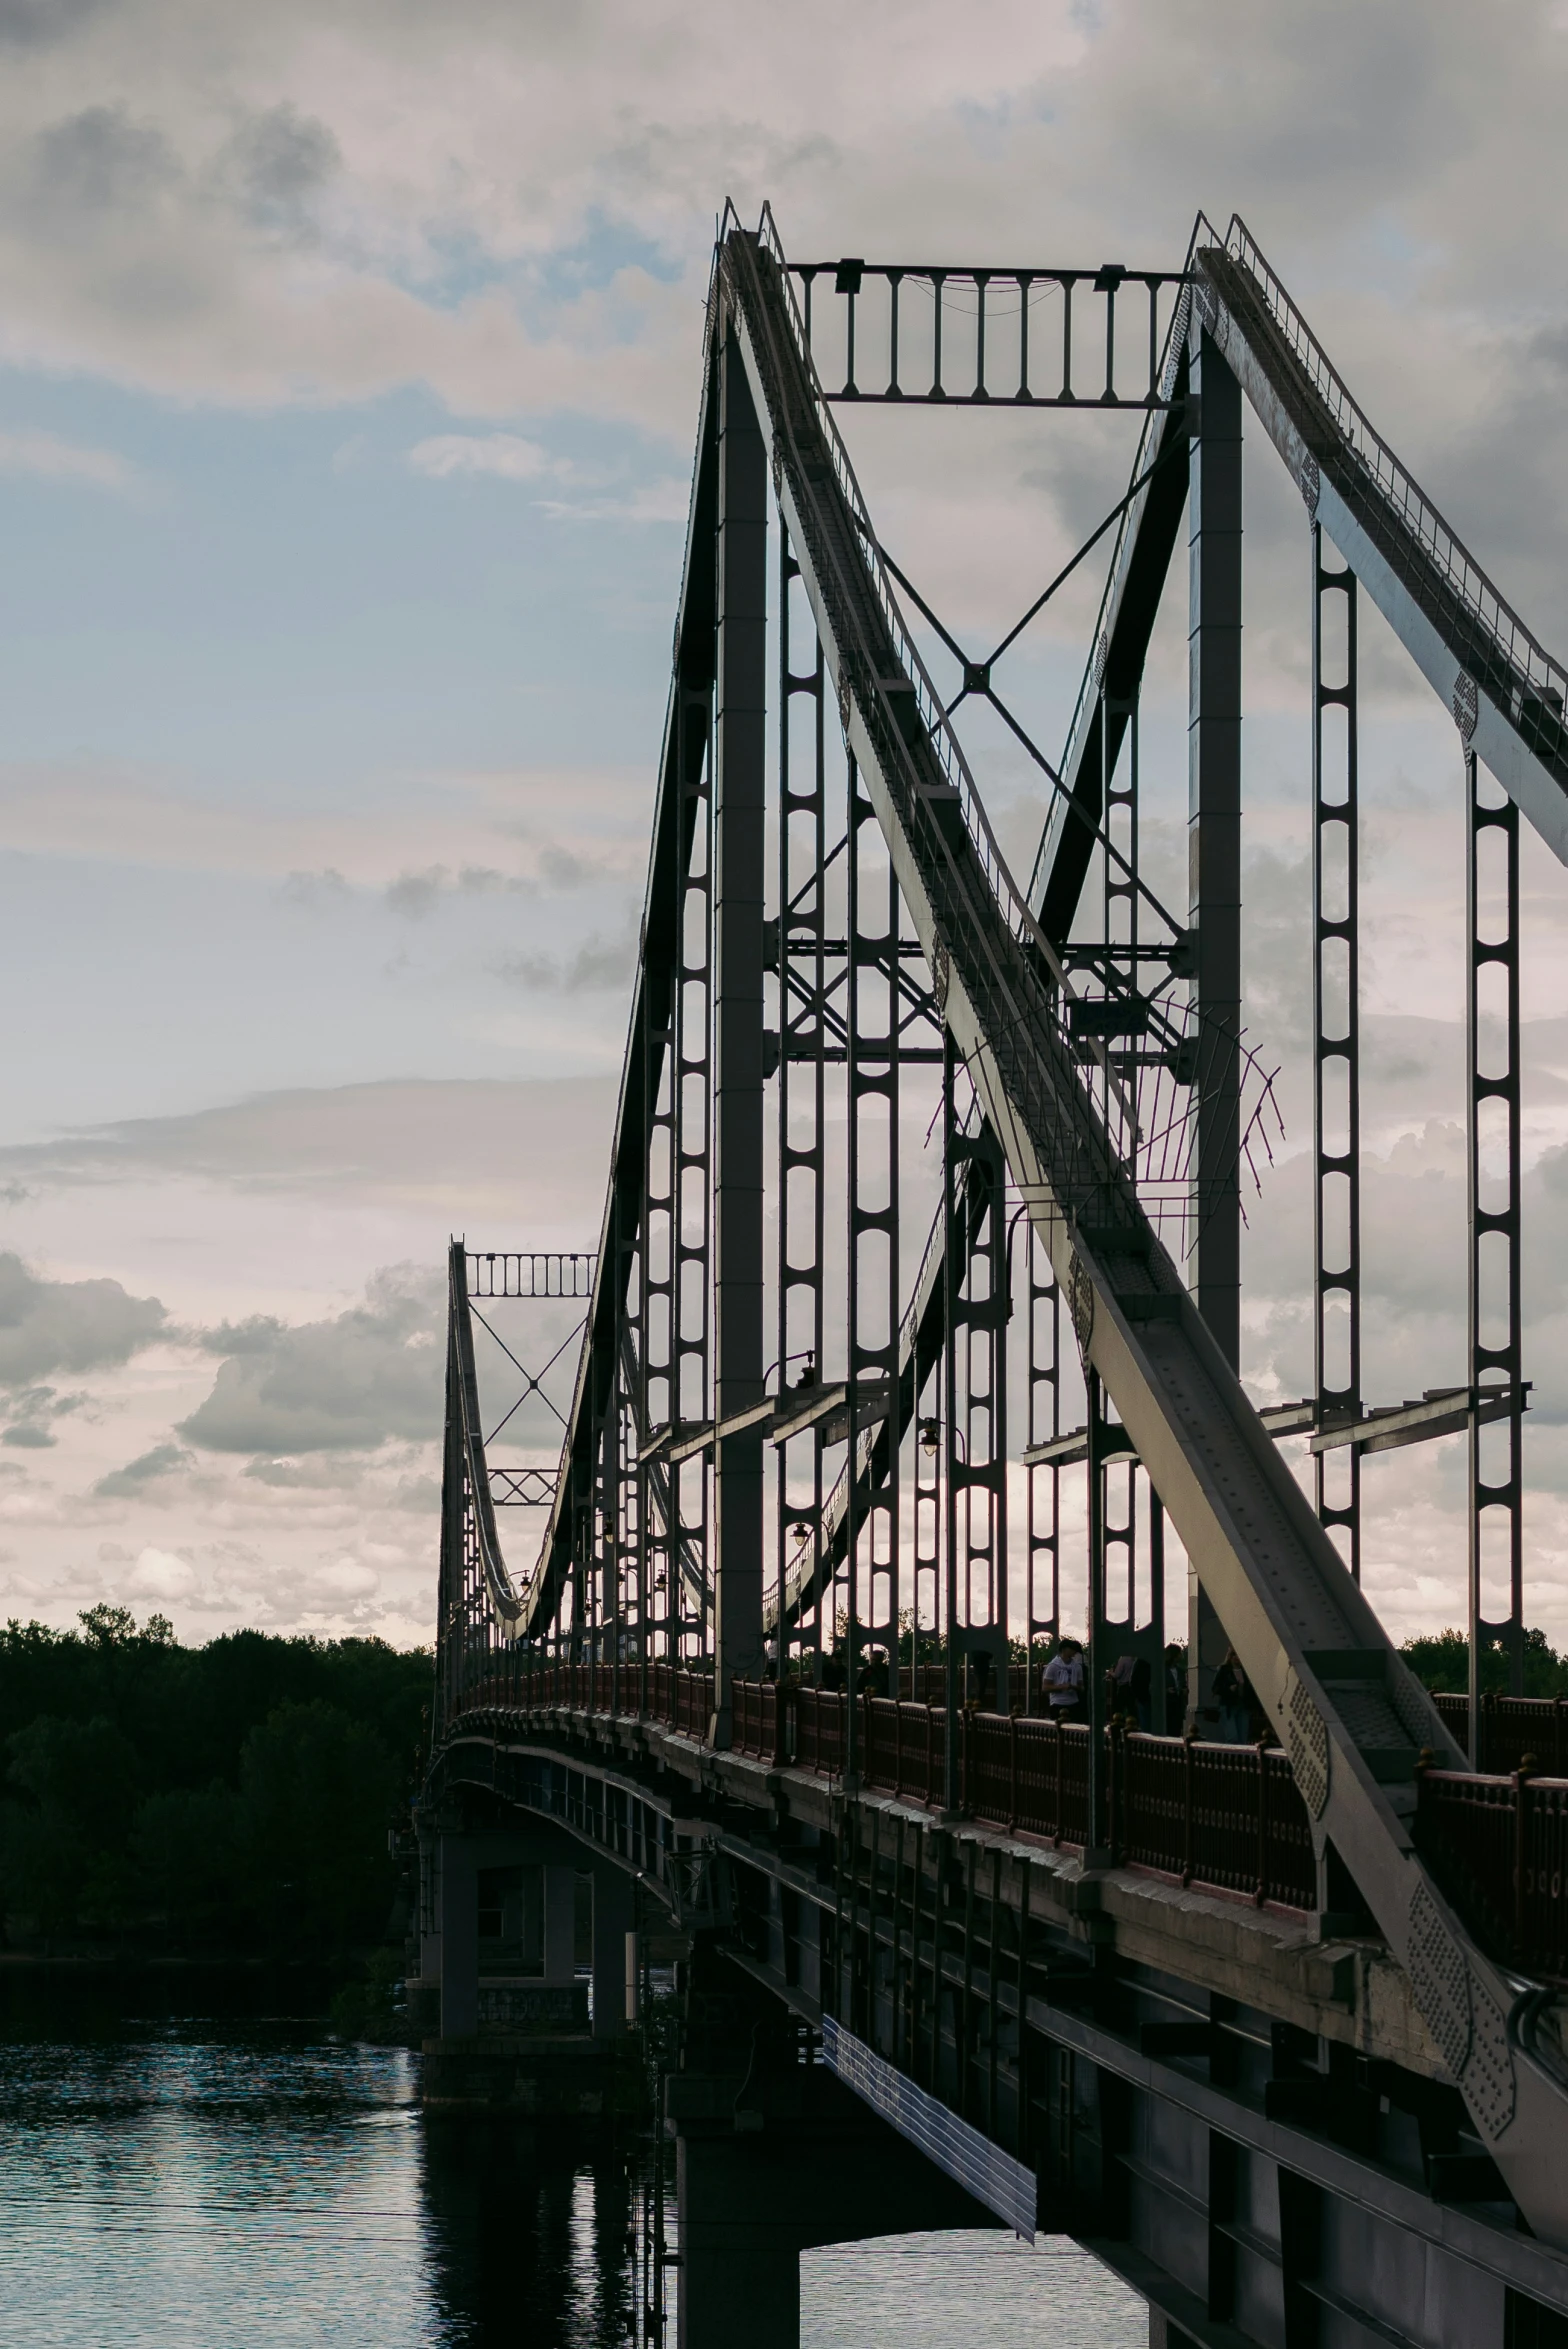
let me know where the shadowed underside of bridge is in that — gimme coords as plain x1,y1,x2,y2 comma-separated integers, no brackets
423,210,1568,2347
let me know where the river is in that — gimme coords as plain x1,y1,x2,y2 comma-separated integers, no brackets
0,1976,1147,2347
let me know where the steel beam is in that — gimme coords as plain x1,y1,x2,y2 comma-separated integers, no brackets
711,317,770,1734
1187,322,1244,1727
1030,355,1191,944
1312,532,1362,1578
516,341,720,1636
1186,321,1243,1365
1466,749,1526,1731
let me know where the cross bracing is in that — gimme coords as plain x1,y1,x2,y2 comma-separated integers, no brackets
430,208,1568,2255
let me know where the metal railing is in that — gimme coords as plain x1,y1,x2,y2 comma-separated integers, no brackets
442,1664,1568,1974
1418,1764,1568,1981
1213,214,1568,763
1431,1692,1568,1777
454,1665,1315,1915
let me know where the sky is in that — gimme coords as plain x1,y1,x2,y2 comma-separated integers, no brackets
4,0,1568,1652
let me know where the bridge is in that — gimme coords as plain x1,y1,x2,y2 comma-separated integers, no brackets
413,209,1568,2348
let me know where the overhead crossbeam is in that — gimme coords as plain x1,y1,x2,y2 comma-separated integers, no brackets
788,259,1190,410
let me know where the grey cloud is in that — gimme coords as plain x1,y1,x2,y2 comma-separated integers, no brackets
196,1314,285,1357
95,1441,192,1498
384,864,533,918
31,105,179,220
2,1382,85,1449
0,1254,165,1385
179,1266,442,1454
0,0,106,46
218,104,340,232
538,845,591,889
280,867,349,909
0,1079,616,1230
385,865,446,920
500,928,636,994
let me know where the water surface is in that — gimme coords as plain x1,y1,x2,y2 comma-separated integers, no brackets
0,1988,1145,2347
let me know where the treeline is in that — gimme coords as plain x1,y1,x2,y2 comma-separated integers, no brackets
1400,1626,1568,1698
0,1607,432,1958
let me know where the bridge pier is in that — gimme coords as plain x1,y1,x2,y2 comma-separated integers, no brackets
414,1800,639,2117
667,1936,997,2349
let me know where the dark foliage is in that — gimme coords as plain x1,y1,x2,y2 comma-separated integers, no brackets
0,1609,431,1956
1402,1626,1568,1699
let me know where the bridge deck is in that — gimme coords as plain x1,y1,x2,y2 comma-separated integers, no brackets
426,1696,1568,2339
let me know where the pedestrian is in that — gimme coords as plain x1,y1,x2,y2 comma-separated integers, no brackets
1163,1643,1186,1733
971,1647,996,1713
1212,1647,1251,1743
1042,1635,1086,1725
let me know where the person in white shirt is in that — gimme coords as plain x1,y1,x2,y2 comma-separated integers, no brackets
1042,1636,1086,1723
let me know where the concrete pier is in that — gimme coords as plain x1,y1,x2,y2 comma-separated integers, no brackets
412,1798,642,2117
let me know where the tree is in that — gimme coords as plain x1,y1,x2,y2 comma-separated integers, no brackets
237,1700,398,1954
0,1714,141,1933
1401,1627,1568,1698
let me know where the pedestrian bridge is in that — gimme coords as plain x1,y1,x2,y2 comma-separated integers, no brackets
417,208,1568,2348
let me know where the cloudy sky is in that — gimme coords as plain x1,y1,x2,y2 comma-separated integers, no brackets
3,0,1568,1652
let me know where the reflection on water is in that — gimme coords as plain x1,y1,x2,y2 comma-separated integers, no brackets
802,2236,1144,2349
0,1977,1144,2348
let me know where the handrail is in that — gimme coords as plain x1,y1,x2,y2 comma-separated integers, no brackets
440,1670,1568,1981
1217,213,1568,736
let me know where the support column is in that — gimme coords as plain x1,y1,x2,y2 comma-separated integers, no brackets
711,309,769,1742
1186,323,1243,1353
677,2134,802,2349
590,1862,634,2040
543,1864,577,1986
438,1834,478,2040
1186,322,1243,1717
1312,535,1362,1576
1466,747,1526,1737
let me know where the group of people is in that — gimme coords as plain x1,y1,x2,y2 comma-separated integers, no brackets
764,1628,1266,1741
1038,1635,1263,1742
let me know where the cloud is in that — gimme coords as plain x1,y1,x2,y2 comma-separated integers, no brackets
126,1544,196,1597
499,927,637,994
0,1254,165,1385
279,867,350,909
215,103,340,236
0,0,106,47
179,1264,442,1454
1,1383,86,1449
0,1080,610,1221
95,1441,192,1498
536,478,689,523
29,104,179,224
312,1558,379,1596
382,862,535,918
0,428,140,493
409,432,554,482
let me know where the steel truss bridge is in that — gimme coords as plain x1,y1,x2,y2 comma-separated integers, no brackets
422,210,1568,2348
